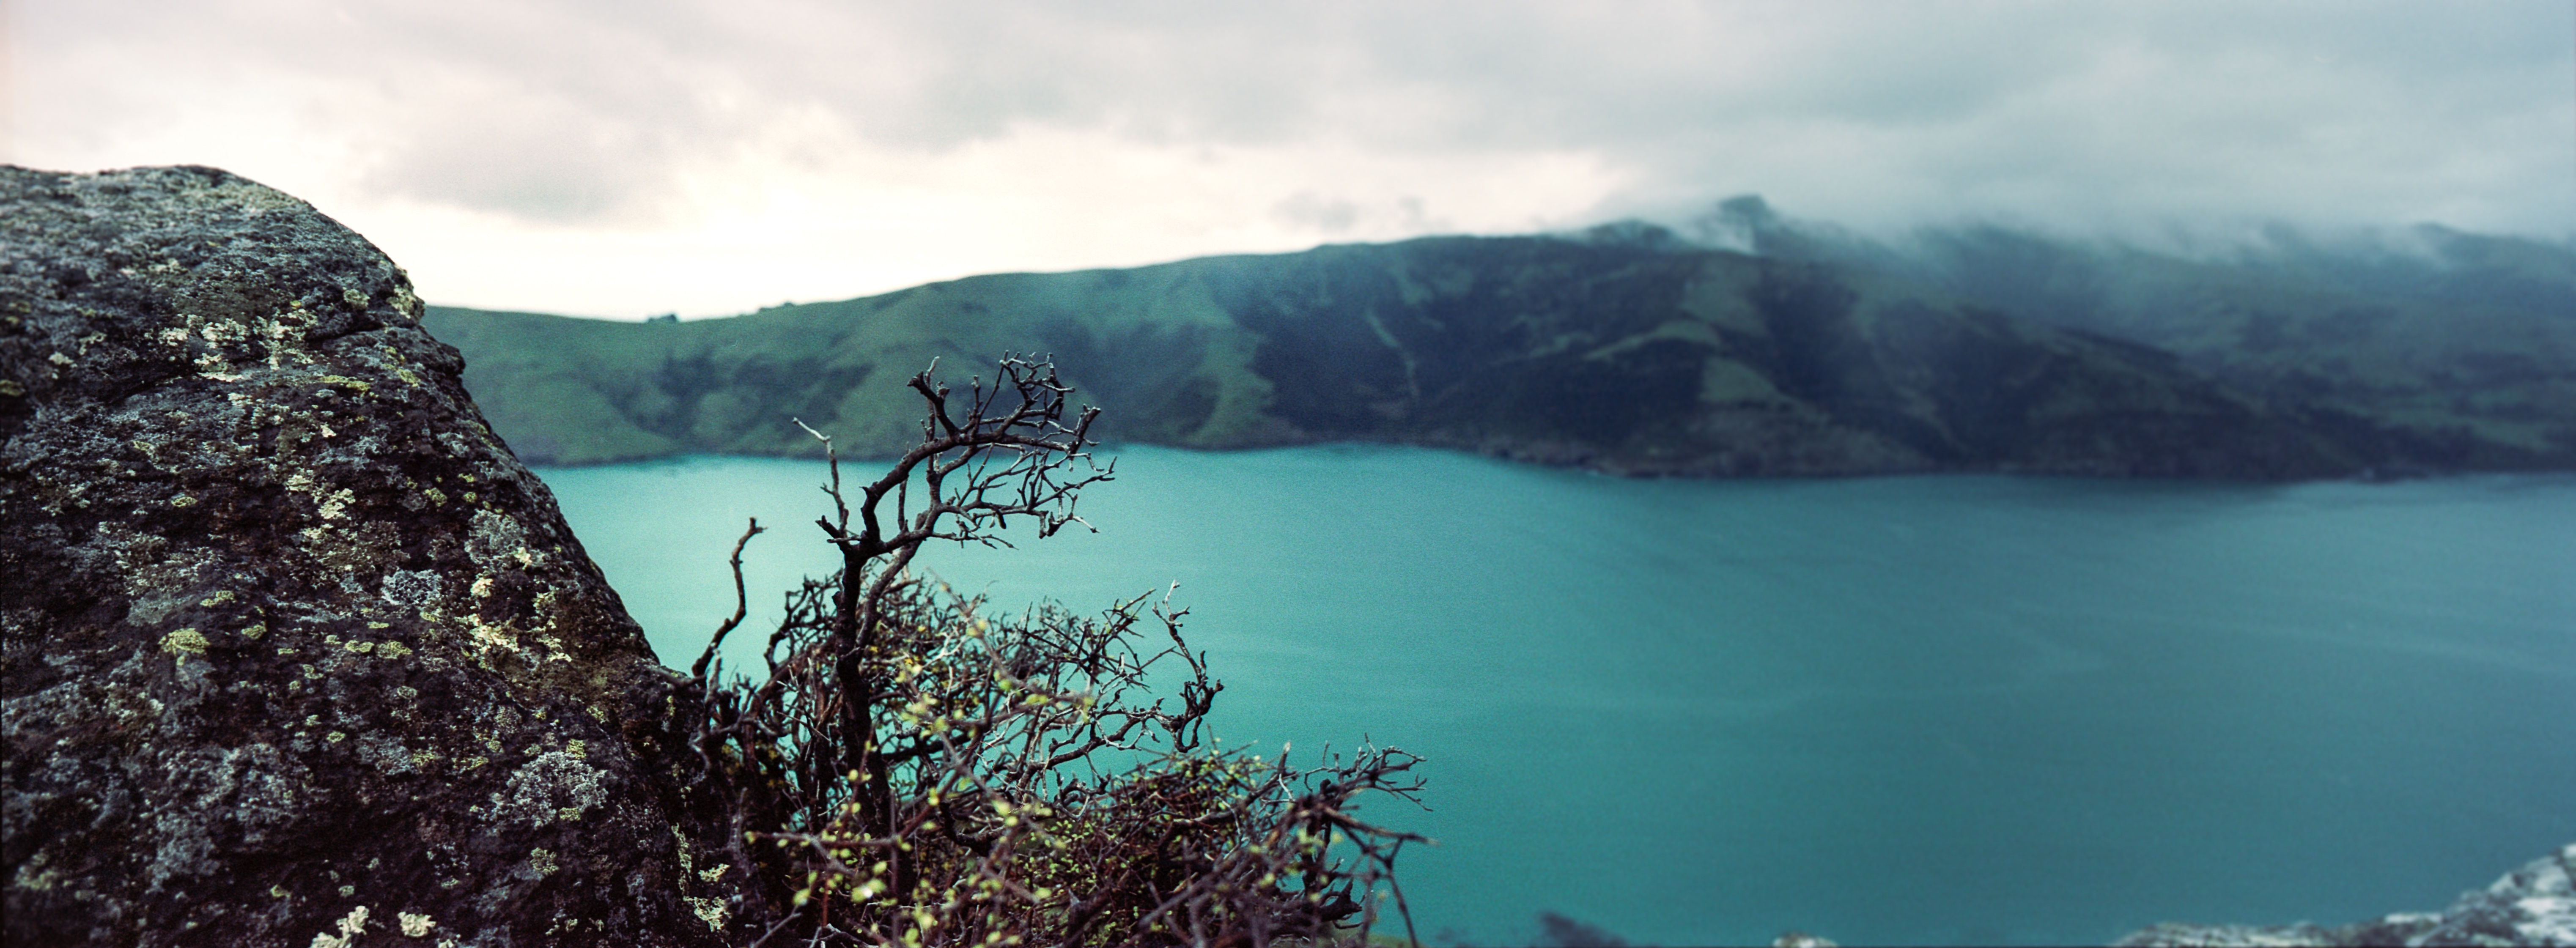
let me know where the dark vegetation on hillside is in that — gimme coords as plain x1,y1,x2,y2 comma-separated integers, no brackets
422,207,2576,479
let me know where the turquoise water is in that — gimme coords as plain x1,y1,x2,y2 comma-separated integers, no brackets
535,447,2576,946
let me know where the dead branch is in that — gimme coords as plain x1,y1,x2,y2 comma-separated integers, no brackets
689,356,1427,947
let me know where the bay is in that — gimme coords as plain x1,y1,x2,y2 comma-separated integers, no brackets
535,446,2576,946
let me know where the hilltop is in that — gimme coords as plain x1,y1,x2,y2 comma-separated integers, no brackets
423,210,2576,478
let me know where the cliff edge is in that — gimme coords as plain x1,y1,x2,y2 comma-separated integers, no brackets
2,166,737,946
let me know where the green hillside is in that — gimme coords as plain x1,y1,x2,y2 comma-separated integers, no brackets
1890,224,2576,460
421,224,2576,478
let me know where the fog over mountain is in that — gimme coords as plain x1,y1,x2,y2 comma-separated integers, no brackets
10,1,2569,318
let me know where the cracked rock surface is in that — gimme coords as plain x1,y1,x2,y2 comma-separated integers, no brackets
3,165,736,946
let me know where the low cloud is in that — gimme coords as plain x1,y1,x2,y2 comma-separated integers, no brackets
8,0,2568,313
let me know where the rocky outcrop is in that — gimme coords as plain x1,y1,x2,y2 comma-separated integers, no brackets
3,166,738,945
2115,843,2576,947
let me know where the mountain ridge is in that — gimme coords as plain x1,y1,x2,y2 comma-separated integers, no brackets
422,217,2576,479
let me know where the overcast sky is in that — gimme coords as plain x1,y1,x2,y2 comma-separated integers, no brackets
6,0,2571,319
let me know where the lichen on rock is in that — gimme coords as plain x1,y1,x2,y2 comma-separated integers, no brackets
3,165,738,946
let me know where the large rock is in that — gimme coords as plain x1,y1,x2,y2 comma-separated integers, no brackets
2114,843,2576,947
3,166,736,945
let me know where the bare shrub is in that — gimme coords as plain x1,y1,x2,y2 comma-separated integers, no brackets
687,357,1428,947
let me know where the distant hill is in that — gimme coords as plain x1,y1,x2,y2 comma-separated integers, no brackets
421,215,2576,479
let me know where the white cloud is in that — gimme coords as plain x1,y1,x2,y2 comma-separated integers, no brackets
324,126,1623,317
7,0,2569,318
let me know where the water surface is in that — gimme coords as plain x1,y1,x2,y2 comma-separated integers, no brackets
536,447,2576,946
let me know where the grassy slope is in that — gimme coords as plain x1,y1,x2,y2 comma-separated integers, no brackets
425,261,1287,464
1903,226,2576,461
422,229,2575,477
